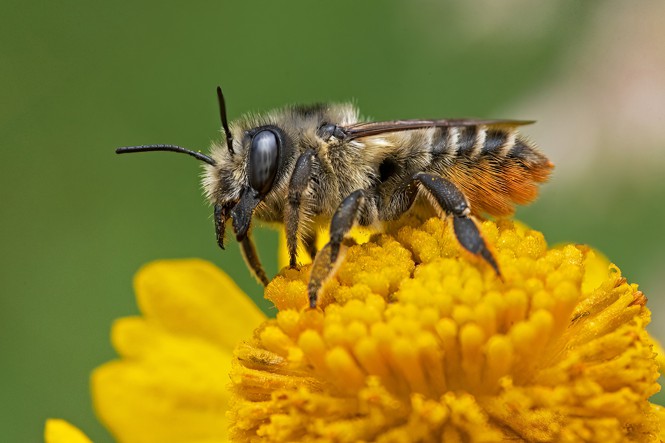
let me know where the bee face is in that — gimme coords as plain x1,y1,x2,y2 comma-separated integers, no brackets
203,125,285,204
203,102,359,222
117,87,552,307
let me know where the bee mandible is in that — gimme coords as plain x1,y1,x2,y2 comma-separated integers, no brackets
117,87,553,308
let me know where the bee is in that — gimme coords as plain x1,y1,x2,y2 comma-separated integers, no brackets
117,87,553,308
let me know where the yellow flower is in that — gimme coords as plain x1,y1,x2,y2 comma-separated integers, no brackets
230,217,664,442
46,217,665,442
91,259,266,443
44,419,93,443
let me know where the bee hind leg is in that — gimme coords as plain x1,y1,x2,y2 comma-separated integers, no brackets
308,189,367,308
412,172,500,275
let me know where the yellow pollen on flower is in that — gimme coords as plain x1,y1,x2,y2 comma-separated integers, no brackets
229,217,664,442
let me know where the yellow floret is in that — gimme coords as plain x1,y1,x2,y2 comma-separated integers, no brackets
230,217,663,442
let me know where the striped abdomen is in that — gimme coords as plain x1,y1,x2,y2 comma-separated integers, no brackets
431,125,553,216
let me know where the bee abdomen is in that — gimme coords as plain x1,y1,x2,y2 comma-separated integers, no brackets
481,127,549,166
433,125,552,217
433,125,546,163
506,136,549,165
482,128,509,155
432,126,511,159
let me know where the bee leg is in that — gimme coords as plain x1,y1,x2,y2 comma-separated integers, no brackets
214,202,234,250
302,230,318,260
285,149,317,268
328,190,367,264
230,187,269,286
413,172,500,275
307,243,335,308
451,216,500,275
231,187,261,241
240,235,269,286
308,189,366,308
377,180,420,221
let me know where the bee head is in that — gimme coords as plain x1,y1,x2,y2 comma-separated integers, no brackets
115,87,295,246
203,88,290,243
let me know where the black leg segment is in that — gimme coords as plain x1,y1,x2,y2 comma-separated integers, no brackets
412,172,469,217
308,189,367,308
230,187,261,242
240,235,269,286
307,243,335,309
452,216,500,275
228,187,268,286
328,189,366,264
302,229,318,260
214,202,234,250
285,149,316,268
413,173,500,275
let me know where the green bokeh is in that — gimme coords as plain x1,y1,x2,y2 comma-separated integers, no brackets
2,2,662,441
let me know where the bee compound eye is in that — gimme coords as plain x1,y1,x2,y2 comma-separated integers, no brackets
249,129,280,195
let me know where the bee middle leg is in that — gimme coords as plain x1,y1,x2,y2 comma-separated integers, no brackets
285,149,317,268
302,229,318,261
308,189,367,308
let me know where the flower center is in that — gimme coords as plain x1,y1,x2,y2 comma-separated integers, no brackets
229,217,660,442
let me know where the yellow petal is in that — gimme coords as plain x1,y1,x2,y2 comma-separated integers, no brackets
93,259,263,443
580,245,612,294
92,318,233,443
651,336,665,373
44,419,92,443
134,259,265,349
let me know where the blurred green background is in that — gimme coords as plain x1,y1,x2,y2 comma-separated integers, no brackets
2,1,664,441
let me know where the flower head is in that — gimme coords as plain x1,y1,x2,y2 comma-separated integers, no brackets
50,217,664,443
229,217,664,442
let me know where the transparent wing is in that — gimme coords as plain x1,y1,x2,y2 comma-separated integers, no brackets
342,118,534,140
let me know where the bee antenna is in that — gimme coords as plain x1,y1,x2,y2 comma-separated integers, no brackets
217,86,234,156
115,144,216,166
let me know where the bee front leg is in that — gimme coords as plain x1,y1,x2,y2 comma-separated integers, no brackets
308,189,367,308
214,203,228,250
240,235,269,286
230,187,269,286
412,173,500,275
285,149,317,268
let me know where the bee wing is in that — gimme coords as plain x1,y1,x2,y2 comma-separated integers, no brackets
342,119,535,141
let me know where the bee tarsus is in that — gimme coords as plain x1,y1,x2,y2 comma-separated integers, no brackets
307,189,367,309
452,216,500,276
307,243,335,309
